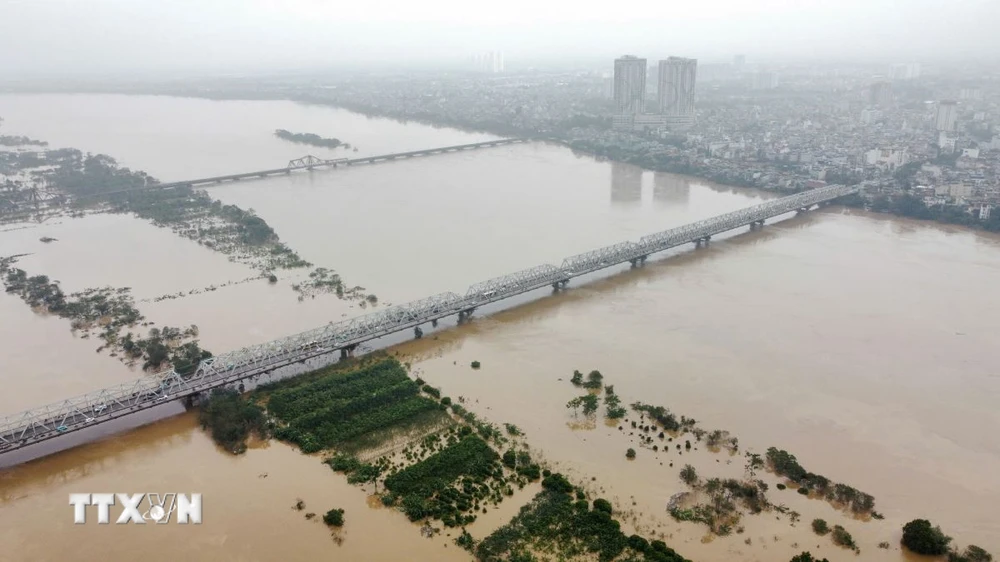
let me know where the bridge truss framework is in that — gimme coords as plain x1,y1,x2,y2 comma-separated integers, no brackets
0,184,857,452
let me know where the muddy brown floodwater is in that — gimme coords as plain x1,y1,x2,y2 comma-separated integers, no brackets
1,94,998,561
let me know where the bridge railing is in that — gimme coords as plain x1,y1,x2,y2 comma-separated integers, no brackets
0,184,856,447
562,241,642,274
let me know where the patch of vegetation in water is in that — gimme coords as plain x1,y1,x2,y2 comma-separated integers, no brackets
671,471,772,537
474,472,691,562
629,402,697,433
254,356,532,531
267,358,445,453
0,256,210,372
323,508,345,527
3,145,376,302
291,267,376,303
198,388,269,454
449,402,507,445
274,129,349,149
765,447,877,516
383,433,507,527
104,185,312,273
830,524,859,553
899,518,995,561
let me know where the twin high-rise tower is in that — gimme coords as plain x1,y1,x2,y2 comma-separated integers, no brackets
613,55,697,129
657,57,697,119
613,56,647,115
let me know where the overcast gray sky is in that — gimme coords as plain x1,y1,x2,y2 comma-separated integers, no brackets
0,0,997,76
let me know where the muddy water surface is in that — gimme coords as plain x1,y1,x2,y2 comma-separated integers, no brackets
0,94,998,561
396,209,1000,559
0,413,469,562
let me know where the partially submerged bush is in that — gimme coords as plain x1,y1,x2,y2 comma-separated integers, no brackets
323,508,345,527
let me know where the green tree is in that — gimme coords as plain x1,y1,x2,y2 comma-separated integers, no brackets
811,519,830,535
502,449,517,469
626,448,636,459
566,396,583,415
789,553,829,562
582,370,603,389
172,341,212,377
323,508,345,527
902,519,952,555
592,498,613,515
198,389,267,454
831,525,857,551
580,394,599,416
950,545,993,562
680,464,698,485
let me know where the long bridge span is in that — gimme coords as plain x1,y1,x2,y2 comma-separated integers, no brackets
154,138,524,190
0,184,857,459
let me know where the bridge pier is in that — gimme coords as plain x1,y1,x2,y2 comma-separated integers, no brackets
629,255,649,268
339,344,359,360
431,319,438,327
694,236,711,248
551,279,570,291
414,326,423,339
797,206,812,214
457,308,477,324
749,219,765,231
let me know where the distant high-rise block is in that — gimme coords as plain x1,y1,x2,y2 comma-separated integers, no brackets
473,51,504,73
868,81,893,107
889,63,921,80
860,108,882,125
733,55,746,68
614,56,647,115
936,101,958,132
657,57,697,119
752,71,779,90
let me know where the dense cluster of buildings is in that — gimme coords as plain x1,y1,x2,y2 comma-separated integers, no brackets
586,57,1000,221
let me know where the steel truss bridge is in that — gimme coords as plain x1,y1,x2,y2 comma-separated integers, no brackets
153,139,524,190
0,183,857,456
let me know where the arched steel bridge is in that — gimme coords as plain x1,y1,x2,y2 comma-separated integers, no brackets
0,184,857,456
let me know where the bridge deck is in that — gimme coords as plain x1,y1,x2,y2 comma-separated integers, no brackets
154,139,522,190
0,184,857,455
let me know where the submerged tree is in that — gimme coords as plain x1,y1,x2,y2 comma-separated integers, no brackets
323,508,345,527
680,464,698,486
901,519,952,556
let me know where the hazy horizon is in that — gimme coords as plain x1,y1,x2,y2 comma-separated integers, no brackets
0,0,998,79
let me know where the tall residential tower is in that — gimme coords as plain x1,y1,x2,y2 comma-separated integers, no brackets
936,101,958,132
613,56,647,116
658,57,697,124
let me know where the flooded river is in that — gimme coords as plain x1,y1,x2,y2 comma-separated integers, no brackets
0,94,998,561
